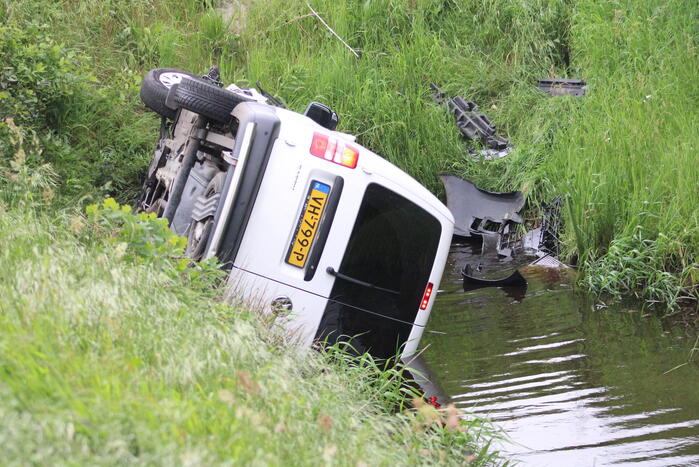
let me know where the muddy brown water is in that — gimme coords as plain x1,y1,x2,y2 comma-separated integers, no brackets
422,242,699,466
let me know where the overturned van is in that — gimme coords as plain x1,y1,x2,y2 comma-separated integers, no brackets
137,68,454,360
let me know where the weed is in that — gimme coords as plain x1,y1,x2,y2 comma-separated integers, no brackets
584,226,692,309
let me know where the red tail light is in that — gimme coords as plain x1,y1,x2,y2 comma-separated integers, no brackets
310,132,359,169
420,282,434,310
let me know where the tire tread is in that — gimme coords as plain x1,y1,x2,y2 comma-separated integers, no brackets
140,68,198,120
174,78,251,123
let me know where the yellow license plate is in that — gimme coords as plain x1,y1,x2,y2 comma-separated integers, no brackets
286,181,331,268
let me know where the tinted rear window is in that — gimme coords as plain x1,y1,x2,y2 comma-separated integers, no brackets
316,183,442,358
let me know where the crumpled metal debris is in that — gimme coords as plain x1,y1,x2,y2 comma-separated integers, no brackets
462,264,527,287
536,78,586,97
431,84,510,152
461,263,528,301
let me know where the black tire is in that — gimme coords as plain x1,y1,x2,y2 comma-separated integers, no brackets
140,68,200,120
174,77,252,123
186,172,226,261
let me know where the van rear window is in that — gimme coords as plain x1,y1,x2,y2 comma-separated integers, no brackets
316,183,442,358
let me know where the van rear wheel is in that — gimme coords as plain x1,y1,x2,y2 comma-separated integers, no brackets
186,172,226,260
173,77,251,123
140,68,200,120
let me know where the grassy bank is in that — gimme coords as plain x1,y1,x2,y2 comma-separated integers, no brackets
0,206,501,464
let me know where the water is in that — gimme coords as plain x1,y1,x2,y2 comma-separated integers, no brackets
422,243,699,466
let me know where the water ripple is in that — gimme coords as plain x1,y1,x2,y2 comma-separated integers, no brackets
423,244,699,466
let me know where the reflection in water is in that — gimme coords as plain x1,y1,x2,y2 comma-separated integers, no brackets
423,244,699,466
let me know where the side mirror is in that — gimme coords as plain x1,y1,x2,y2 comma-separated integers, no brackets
304,102,339,131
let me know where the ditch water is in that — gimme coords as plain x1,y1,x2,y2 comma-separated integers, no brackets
422,242,699,466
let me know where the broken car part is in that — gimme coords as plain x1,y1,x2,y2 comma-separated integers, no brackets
529,254,568,269
430,83,510,151
256,80,285,108
440,175,569,268
461,264,527,287
439,175,524,238
201,65,223,88
536,78,586,97
461,264,528,301
496,197,565,264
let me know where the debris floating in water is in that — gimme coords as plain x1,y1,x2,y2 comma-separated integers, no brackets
461,264,527,287
439,175,524,238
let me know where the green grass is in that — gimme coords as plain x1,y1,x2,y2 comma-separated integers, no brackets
230,0,698,310
0,178,504,465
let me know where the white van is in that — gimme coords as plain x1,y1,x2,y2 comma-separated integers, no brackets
137,69,454,360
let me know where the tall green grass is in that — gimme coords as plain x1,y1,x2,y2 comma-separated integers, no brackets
228,0,697,309
3,0,694,306
1,0,238,201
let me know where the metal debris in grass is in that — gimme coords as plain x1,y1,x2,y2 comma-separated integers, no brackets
430,84,512,159
536,78,586,96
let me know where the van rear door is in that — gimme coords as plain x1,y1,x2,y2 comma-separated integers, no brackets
314,181,449,359
221,109,451,356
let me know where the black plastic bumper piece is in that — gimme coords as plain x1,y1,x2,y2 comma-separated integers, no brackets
431,84,509,150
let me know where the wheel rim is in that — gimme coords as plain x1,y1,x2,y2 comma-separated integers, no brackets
192,219,209,244
158,72,188,88
187,219,213,260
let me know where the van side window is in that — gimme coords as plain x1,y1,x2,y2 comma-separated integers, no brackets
316,183,442,358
